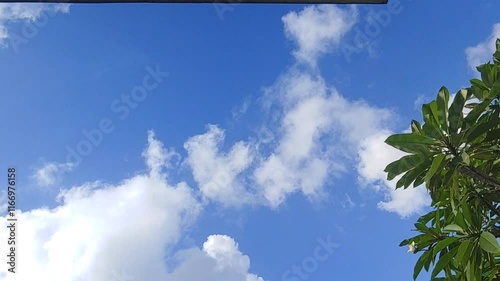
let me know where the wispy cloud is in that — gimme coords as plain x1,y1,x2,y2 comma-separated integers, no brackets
32,161,76,188
0,3,70,48
465,23,500,72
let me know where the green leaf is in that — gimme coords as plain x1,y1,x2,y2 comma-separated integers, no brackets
417,210,437,225
422,101,446,140
385,154,425,181
477,63,498,89
443,224,464,234
470,78,489,92
479,231,500,253
399,239,410,247
483,128,500,143
455,240,472,266
494,39,500,64
415,234,437,246
463,99,491,127
461,151,470,165
411,120,423,135
385,133,437,154
425,154,445,187
423,121,444,141
466,260,474,281
433,236,460,254
414,250,431,280
460,199,474,230
437,87,450,132
431,246,459,279
424,248,434,271
395,160,430,189
429,101,440,124
415,222,430,233
414,172,426,187
448,89,467,134
465,117,498,144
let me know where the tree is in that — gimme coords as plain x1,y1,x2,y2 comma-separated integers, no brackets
384,39,500,281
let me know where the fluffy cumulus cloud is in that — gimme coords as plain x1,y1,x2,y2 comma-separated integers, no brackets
179,5,428,215
282,5,358,66
254,70,394,208
0,133,263,281
168,235,263,281
465,23,500,72
357,133,430,218
32,161,76,188
184,125,257,207
0,3,70,46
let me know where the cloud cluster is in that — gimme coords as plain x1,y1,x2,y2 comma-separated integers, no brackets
1,133,263,281
10,5,500,281
30,5,429,217
0,3,70,46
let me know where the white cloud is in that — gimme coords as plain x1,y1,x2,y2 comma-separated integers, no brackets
1,132,263,281
465,23,500,72
282,5,358,67
0,3,70,46
32,161,75,187
167,235,263,281
341,193,356,210
254,69,395,208
254,73,333,207
143,130,180,179
184,125,257,207
357,133,430,218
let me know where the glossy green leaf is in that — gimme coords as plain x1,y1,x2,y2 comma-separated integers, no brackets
414,250,431,280
455,240,472,266
461,151,470,165
385,133,437,154
411,120,423,135
385,154,425,181
479,231,500,253
437,87,450,132
433,236,460,254
477,63,498,89
460,199,474,230
443,224,464,234
395,160,430,189
425,154,445,187
431,246,459,279
399,239,410,247
465,117,498,144
448,89,467,134
464,99,492,127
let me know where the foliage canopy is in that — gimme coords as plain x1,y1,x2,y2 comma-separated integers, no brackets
385,39,500,281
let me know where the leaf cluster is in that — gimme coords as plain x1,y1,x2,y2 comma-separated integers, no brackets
385,39,500,281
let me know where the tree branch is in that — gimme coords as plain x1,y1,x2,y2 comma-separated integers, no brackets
449,162,500,191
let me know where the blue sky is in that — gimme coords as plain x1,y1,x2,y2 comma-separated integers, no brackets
0,1,499,280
